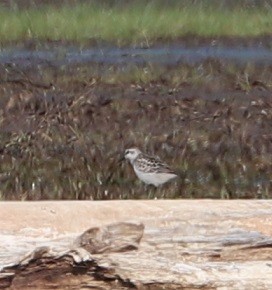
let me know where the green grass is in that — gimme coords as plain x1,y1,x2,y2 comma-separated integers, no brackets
0,2,272,45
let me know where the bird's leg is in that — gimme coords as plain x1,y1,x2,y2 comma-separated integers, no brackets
147,185,157,199
141,184,151,199
143,184,149,191
161,182,171,199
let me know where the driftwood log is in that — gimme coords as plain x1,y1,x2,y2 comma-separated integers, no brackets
0,200,272,289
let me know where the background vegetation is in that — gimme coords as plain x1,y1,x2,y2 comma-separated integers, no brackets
0,0,272,46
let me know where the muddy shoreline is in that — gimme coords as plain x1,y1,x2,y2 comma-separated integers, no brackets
2,34,272,49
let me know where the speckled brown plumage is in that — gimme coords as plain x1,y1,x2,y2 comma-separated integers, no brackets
134,153,176,174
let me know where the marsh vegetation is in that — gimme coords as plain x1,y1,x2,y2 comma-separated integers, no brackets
0,60,271,200
0,0,272,46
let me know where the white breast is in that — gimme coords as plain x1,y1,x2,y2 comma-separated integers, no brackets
133,166,177,187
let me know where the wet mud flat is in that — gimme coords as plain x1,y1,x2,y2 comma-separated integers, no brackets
0,39,272,200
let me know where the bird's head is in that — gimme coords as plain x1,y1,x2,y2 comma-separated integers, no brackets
124,148,142,163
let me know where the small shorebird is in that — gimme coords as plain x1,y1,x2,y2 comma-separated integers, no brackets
124,148,177,187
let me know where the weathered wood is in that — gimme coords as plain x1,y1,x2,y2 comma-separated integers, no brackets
0,200,272,289
75,222,144,254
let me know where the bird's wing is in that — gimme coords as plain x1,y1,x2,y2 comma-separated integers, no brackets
135,154,176,174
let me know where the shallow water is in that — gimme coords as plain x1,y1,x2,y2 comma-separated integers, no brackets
0,45,272,68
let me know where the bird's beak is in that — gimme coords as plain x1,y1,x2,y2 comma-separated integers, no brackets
118,155,125,164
